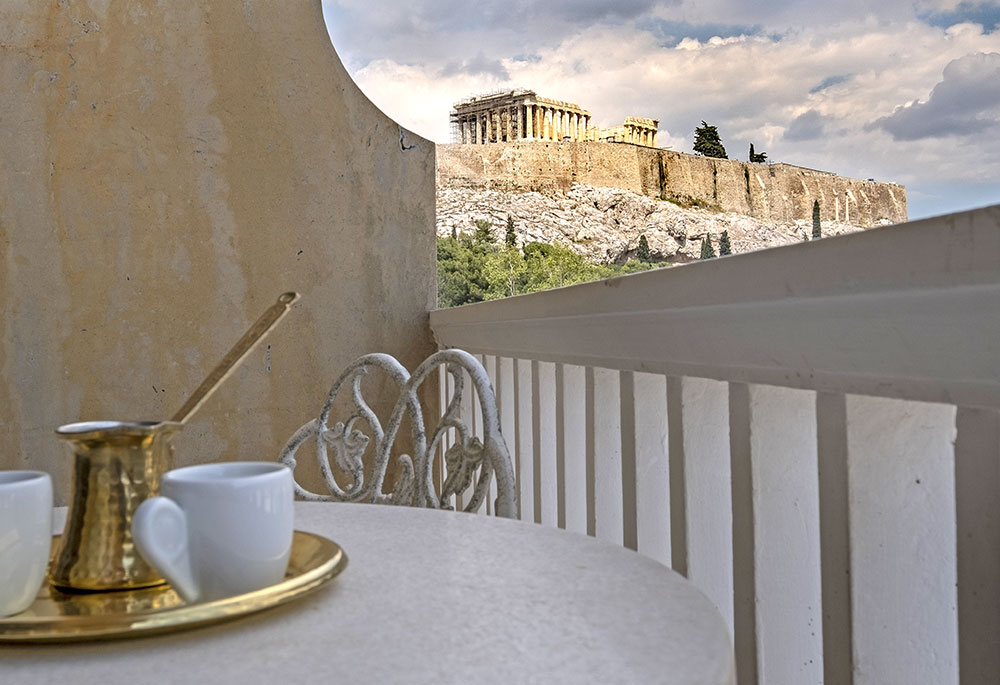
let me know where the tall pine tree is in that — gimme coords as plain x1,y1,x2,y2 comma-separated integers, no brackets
700,235,716,259
812,200,821,239
692,121,728,159
505,215,517,246
718,230,732,256
637,235,651,262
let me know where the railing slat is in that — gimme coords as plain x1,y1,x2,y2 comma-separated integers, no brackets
533,361,558,527
484,355,498,516
456,368,476,511
498,357,518,519
847,396,958,685
632,372,669,563
745,384,823,685
954,407,1000,683
730,383,824,684
474,356,485,516
589,367,623,545
620,371,638,551
515,358,535,523
729,383,758,685
561,364,587,535
676,377,733,632
816,392,853,685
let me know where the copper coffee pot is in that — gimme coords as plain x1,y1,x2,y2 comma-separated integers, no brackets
49,293,299,591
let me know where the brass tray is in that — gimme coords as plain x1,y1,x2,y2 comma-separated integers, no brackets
0,531,347,643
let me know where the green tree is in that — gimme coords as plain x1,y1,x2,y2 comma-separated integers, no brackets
693,121,728,159
505,215,517,246
483,244,526,298
636,235,651,262
473,219,494,243
436,238,661,308
749,143,767,164
812,200,821,239
450,225,457,240
699,235,716,259
718,230,732,256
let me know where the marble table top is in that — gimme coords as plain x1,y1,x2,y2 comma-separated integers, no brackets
1,502,734,684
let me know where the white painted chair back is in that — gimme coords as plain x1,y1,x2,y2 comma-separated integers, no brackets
280,349,516,518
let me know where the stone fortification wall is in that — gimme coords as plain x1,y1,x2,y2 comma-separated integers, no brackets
438,142,907,226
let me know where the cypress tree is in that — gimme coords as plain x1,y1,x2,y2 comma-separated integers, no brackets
812,200,821,239
692,121,728,159
473,219,494,243
700,235,716,259
450,226,457,240
505,215,517,246
718,230,732,256
636,235,651,262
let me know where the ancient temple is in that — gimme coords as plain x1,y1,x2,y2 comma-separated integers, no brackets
450,90,659,148
591,116,659,147
450,89,592,143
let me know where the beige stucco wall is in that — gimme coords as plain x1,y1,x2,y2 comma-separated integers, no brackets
0,1,437,503
439,142,908,226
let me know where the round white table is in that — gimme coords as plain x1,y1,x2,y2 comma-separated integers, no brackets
2,502,734,684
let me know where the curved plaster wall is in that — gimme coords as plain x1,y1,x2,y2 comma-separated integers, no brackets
0,1,437,501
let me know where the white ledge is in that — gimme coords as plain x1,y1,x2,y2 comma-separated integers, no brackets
431,204,1000,408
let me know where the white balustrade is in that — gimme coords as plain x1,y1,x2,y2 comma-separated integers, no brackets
430,205,1000,685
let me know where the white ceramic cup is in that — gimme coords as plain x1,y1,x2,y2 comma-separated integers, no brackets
132,462,294,603
0,471,53,617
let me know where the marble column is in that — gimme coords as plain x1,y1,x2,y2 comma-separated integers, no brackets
571,113,579,141
484,111,491,144
652,131,658,148
460,118,468,144
515,105,522,140
526,104,534,139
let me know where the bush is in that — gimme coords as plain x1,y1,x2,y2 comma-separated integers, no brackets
437,237,662,308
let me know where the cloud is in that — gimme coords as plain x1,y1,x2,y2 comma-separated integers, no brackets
784,110,833,141
874,51,1000,140
440,53,510,80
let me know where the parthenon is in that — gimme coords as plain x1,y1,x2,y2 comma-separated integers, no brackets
451,89,659,148
451,89,592,144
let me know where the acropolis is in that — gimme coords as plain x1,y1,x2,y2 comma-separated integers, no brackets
450,89,659,147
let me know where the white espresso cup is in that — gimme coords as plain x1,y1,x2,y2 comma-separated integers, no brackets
132,462,293,603
0,471,53,617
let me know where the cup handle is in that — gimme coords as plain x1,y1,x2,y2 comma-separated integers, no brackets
132,497,200,603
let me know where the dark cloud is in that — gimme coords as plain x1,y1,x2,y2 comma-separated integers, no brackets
419,0,664,29
638,18,763,47
323,1,676,70
440,53,510,80
809,74,850,94
874,52,1000,141
784,110,832,141
918,1,1000,31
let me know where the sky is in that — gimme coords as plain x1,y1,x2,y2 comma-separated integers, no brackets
321,1,1000,220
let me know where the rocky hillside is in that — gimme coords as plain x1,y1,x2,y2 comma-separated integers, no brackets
437,183,870,263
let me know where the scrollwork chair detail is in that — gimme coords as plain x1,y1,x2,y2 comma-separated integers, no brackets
279,349,516,518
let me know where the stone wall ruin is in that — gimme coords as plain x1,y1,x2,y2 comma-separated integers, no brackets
438,141,907,227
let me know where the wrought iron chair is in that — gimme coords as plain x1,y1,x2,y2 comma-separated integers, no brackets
279,349,516,518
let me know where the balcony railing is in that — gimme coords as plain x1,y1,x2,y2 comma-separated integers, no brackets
429,205,1000,685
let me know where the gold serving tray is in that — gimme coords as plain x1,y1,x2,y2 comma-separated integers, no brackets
0,531,347,643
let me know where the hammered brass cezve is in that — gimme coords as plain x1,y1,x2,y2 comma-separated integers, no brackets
49,421,183,592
